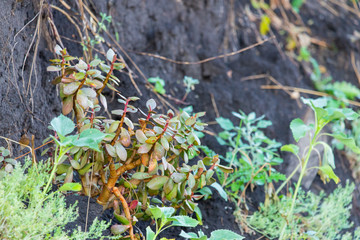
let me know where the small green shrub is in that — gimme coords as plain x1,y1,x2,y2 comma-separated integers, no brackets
0,159,111,240
214,111,285,201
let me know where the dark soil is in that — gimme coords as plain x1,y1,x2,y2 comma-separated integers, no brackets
1,0,360,239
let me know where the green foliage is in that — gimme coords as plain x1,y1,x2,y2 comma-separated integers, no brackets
145,206,199,240
180,229,244,240
148,77,166,94
215,111,285,200
273,97,360,239
291,0,305,13
249,182,355,239
48,45,230,238
0,159,111,240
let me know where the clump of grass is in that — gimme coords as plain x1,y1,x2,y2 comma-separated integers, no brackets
0,158,111,240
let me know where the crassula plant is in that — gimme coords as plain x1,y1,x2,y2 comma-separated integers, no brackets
47,46,231,239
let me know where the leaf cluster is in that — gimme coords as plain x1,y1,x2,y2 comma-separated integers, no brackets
47,46,230,238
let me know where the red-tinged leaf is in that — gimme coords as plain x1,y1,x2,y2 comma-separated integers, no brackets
148,155,158,173
111,224,129,235
100,93,107,111
76,91,89,109
138,143,152,154
90,79,103,89
63,82,81,95
61,77,75,84
146,99,157,110
136,130,147,143
145,136,158,144
62,95,74,115
105,144,117,157
115,142,127,161
47,66,61,72
120,128,131,147
153,142,165,160
129,200,138,210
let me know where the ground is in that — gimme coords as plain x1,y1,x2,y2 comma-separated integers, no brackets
1,0,360,239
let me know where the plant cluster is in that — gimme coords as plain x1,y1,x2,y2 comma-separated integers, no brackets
214,111,285,202
0,159,111,240
47,46,231,239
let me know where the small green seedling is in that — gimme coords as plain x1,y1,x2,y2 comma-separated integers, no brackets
182,76,199,101
148,77,166,94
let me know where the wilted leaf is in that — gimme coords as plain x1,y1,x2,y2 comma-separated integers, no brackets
111,224,129,235
62,95,74,115
99,93,107,111
120,128,131,147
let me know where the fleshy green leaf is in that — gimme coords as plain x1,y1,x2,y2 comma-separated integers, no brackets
73,128,107,152
209,230,244,240
216,117,234,131
290,118,311,142
281,144,299,156
50,115,75,137
147,176,169,190
146,226,155,240
211,182,227,201
330,134,360,154
59,182,82,192
171,216,199,227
